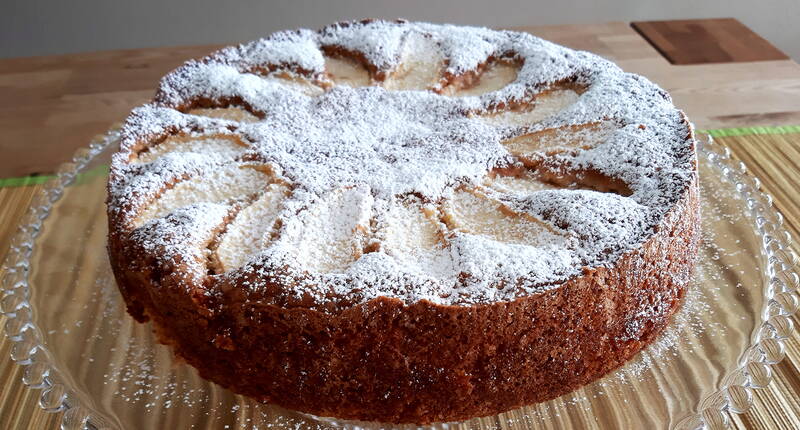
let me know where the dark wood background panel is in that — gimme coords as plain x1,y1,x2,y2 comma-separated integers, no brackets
631,18,789,65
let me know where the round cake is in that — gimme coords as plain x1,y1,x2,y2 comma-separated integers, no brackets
107,19,700,424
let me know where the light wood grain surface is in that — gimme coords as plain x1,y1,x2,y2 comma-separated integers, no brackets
1,19,799,429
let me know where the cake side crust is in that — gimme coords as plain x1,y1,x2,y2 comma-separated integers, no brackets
107,174,699,424
105,20,701,424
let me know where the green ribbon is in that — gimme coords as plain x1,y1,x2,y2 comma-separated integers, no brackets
0,165,109,188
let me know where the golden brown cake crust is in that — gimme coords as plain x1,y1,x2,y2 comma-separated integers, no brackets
107,20,700,424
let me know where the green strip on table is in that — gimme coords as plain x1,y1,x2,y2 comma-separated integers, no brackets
701,125,800,137
0,165,110,188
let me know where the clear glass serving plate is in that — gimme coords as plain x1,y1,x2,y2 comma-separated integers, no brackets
1,130,798,430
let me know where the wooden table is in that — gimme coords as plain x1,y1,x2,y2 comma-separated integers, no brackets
1,18,799,429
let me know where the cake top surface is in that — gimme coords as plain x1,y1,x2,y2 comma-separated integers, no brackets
108,20,696,309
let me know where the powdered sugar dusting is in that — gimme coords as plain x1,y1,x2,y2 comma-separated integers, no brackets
108,20,696,308
131,203,231,274
214,183,289,272
237,29,326,75
319,21,408,71
275,186,375,274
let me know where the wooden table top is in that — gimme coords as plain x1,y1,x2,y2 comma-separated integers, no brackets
0,18,799,429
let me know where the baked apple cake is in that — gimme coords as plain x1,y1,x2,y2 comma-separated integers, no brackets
107,19,700,424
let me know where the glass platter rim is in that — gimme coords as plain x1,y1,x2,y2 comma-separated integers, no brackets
1,129,798,430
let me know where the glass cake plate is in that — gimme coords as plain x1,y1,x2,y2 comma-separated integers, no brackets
1,130,798,430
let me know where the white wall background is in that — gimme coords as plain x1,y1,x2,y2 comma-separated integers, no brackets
2,0,798,60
